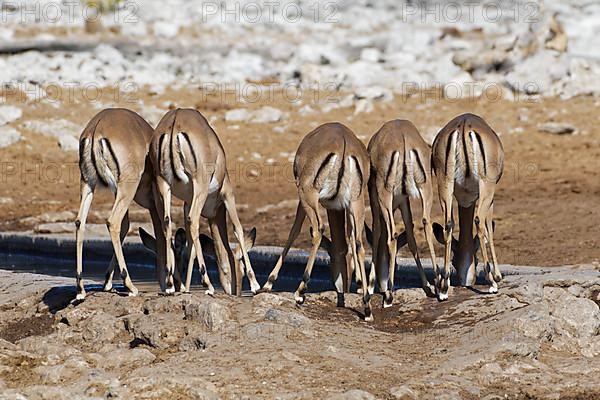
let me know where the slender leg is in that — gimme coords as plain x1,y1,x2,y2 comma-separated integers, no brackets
367,179,382,295
106,187,138,296
157,176,175,294
262,202,306,292
346,211,362,294
327,209,347,306
187,180,214,295
103,212,130,292
399,198,435,298
438,187,453,301
149,197,168,292
294,191,323,304
377,189,397,307
209,203,237,295
486,203,502,283
349,200,371,321
183,202,194,292
221,180,260,293
75,182,94,300
435,131,457,301
417,183,438,298
151,184,168,292
475,183,498,293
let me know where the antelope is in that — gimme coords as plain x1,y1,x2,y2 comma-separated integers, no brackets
367,120,438,305
431,113,504,298
150,108,259,296
261,122,373,321
76,108,175,299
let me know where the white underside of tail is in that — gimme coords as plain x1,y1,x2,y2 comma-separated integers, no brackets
318,154,338,199
454,130,479,206
174,133,190,184
320,155,356,210
100,139,117,192
405,150,420,199
469,130,480,179
391,150,419,204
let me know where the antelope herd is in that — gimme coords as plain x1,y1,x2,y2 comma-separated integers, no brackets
76,108,504,321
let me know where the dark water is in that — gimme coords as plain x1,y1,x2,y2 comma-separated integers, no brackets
0,250,339,293
0,241,432,293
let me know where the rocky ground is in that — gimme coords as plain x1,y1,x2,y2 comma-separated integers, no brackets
0,265,598,399
1,2,600,397
0,0,599,98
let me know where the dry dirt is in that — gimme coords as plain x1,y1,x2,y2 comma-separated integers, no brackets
0,88,599,267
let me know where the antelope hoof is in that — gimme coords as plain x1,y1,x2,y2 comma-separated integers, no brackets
128,286,139,297
364,313,374,322
165,286,175,295
383,291,393,308
205,288,215,297
75,292,86,301
357,287,364,295
336,292,345,307
493,270,503,282
488,285,498,294
260,282,273,293
103,282,113,292
424,284,436,298
294,292,305,304
438,292,449,301
250,281,261,295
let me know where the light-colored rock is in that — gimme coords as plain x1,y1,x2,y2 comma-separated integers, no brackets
100,347,157,369
57,133,79,151
354,98,373,115
505,51,569,95
224,108,251,122
331,389,375,400
22,211,75,225
360,48,382,63
390,385,418,399
298,105,314,115
124,314,167,349
538,122,577,135
354,86,393,102
21,119,80,139
264,308,311,328
34,222,106,235
184,300,230,331
0,126,21,148
0,105,22,125
545,287,600,338
153,20,179,38
251,106,284,123
81,311,121,344
178,331,206,352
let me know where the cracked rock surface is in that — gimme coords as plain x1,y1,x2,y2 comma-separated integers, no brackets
0,265,598,398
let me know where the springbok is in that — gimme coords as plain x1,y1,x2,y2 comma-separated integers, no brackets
150,108,259,296
261,122,373,321
76,108,173,299
367,119,438,305
431,113,504,298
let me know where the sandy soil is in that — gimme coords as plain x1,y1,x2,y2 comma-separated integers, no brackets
0,88,599,267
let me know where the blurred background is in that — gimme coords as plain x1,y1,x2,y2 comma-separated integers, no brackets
0,0,598,266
